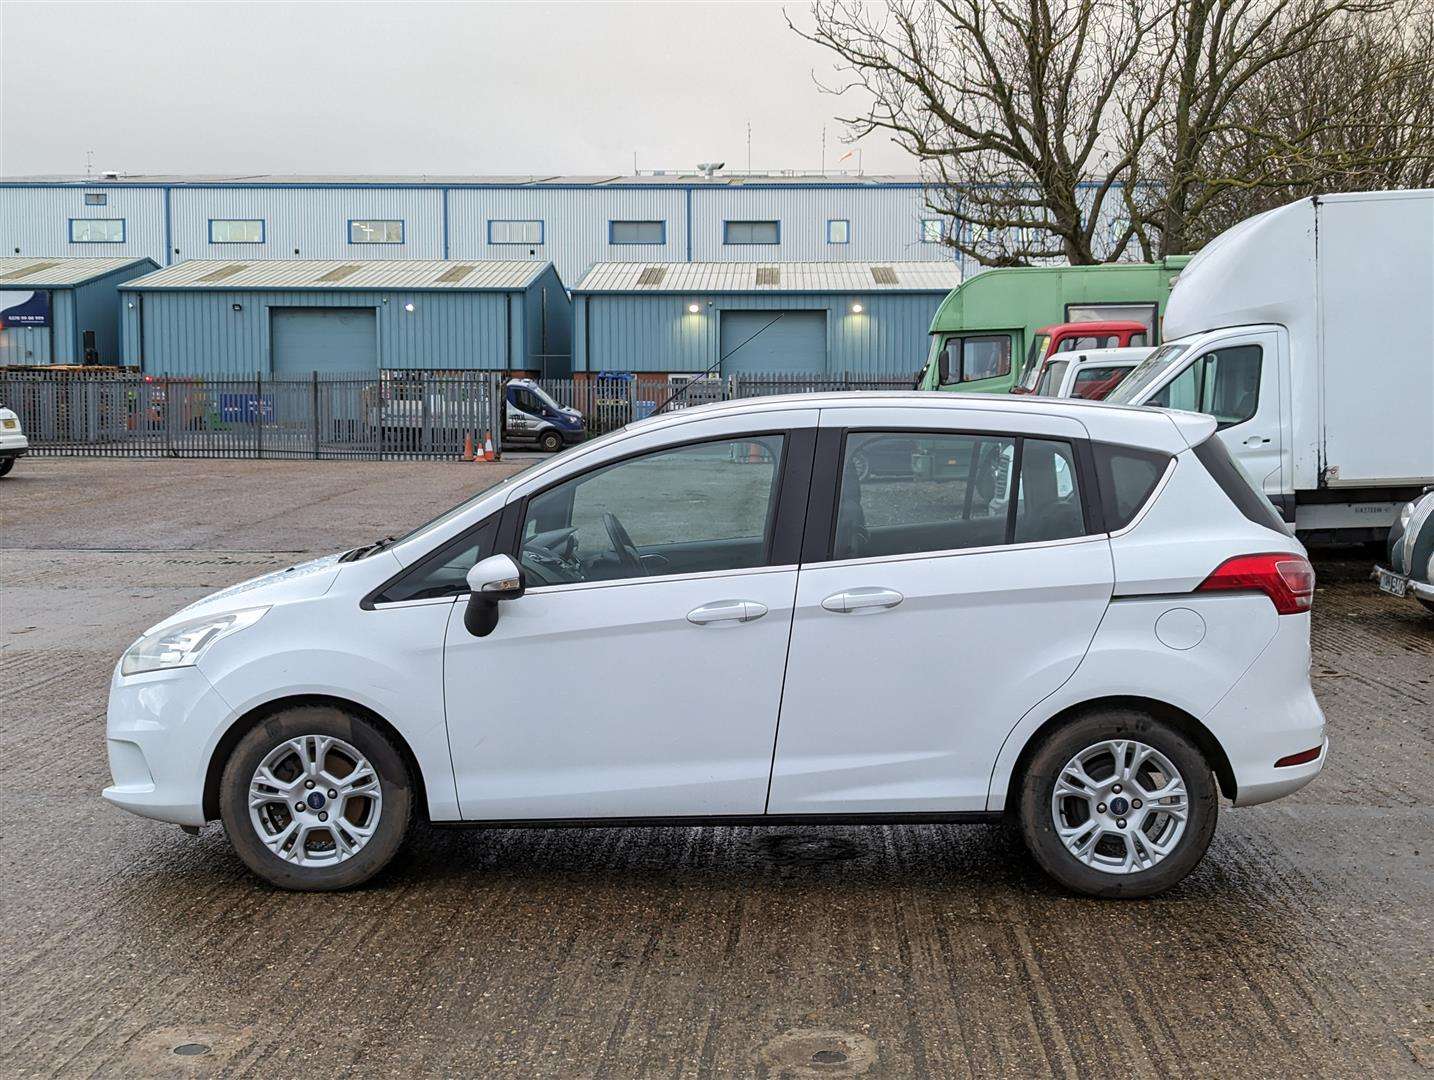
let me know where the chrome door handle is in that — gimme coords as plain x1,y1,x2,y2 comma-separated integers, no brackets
821,588,904,613
687,600,768,625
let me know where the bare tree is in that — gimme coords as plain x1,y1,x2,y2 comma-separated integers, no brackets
795,0,1430,265
790,0,1168,267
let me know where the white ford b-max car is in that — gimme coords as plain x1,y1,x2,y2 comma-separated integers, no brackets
104,394,1327,897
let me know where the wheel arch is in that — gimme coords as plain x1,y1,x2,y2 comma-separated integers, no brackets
1000,695,1237,809
202,693,429,822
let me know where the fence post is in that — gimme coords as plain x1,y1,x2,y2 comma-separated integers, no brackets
311,370,320,460
255,370,263,459
164,376,175,457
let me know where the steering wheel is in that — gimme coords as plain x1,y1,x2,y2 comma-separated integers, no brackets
602,512,645,576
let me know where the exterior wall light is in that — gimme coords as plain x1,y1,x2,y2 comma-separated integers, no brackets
688,303,701,314
404,302,415,312
851,302,864,314
231,303,243,312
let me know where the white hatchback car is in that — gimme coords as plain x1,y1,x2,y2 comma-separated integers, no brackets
105,394,1327,897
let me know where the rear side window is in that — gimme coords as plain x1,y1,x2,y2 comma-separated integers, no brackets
1092,442,1172,530
832,431,1088,560
1193,436,1288,533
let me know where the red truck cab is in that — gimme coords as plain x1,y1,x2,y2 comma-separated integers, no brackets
1011,320,1151,394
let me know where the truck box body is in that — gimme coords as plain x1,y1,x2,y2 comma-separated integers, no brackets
1164,191,1434,494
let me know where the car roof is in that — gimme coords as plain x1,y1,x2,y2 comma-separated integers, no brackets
1064,347,1150,366
620,391,1213,453
1034,320,1149,335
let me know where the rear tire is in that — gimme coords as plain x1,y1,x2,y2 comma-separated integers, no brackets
219,705,413,891
1018,709,1218,898
0,459,13,478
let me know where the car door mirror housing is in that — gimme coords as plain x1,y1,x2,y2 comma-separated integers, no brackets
467,553,525,600
464,554,525,637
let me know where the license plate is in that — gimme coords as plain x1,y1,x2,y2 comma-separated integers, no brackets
1,420,15,430
1378,569,1409,597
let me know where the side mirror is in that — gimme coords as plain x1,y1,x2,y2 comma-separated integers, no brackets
464,554,525,637
937,350,951,386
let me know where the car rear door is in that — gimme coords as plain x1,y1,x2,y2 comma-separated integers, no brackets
767,405,1114,814
443,409,817,820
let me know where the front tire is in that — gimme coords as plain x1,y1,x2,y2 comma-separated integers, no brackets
1018,710,1218,898
538,430,563,453
219,705,413,891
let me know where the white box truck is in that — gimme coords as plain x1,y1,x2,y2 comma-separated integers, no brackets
1108,189,1434,540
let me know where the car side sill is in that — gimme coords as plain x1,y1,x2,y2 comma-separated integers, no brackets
430,811,1004,830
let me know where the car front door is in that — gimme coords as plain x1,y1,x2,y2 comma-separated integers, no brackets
444,410,816,820
1144,329,1286,498
768,407,1114,814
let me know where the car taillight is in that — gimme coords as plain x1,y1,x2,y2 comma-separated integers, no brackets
1195,553,1315,615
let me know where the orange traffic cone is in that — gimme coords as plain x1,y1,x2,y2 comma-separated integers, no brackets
462,432,475,462
482,431,495,462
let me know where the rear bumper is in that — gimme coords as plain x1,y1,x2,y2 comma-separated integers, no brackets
0,434,28,459
1373,565,1434,601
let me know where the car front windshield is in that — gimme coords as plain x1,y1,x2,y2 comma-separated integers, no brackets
1106,343,1190,405
1019,334,1052,389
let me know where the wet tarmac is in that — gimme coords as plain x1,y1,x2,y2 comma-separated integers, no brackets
1,458,1430,1078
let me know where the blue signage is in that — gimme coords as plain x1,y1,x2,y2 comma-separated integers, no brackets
0,290,51,328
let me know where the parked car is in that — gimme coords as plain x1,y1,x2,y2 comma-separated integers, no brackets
504,378,585,452
104,393,1326,898
1374,487,1434,615
1031,347,1151,400
1011,321,1152,395
0,403,28,477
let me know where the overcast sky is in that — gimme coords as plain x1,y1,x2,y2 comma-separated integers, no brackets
0,1,916,178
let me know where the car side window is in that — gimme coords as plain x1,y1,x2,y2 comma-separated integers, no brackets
519,435,785,586
1148,344,1261,427
1036,360,1068,396
832,431,1090,561
939,335,1012,385
374,514,500,603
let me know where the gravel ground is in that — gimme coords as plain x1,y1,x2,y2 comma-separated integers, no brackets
0,457,1430,1079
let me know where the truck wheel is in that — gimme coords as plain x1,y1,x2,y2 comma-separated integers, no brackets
1018,709,1218,898
219,705,414,891
0,459,13,478
539,430,563,453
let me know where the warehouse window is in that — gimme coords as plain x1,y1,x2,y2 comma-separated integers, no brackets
348,219,404,244
827,219,850,244
489,219,544,245
210,219,265,244
609,220,666,245
84,193,107,206
70,219,125,243
724,220,780,245
921,219,944,243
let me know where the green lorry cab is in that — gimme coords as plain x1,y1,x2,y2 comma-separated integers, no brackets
916,257,1191,394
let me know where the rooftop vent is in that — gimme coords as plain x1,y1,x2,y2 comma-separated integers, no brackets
0,261,60,281
434,263,478,284
871,266,899,285
637,266,668,287
196,264,250,284
316,263,363,283
755,266,780,286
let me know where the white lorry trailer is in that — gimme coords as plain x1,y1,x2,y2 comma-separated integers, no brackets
1109,189,1434,540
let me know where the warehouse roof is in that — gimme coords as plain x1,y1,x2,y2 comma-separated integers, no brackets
574,261,962,294
122,259,553,292
2,172,921,188
0,257,156,288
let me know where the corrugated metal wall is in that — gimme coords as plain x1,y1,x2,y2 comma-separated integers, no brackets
0,263,151,366
3,183,958,286
0,292,62,365
121,287,533,375
0,187,166,261
576,292,940,375
168,187,444,262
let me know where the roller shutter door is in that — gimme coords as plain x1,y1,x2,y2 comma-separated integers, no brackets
270,307,378,377
718,310,826,376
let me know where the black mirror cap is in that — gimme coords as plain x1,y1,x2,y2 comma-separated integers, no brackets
464,595,500,637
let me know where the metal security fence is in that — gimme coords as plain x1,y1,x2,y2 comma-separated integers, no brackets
0,370,505,460
1,368,919,459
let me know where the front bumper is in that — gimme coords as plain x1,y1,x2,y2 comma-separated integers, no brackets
561,427,586,445
1373,565,1434,602
102,663,232,827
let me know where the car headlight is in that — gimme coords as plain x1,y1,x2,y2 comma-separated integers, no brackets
121,607,269,676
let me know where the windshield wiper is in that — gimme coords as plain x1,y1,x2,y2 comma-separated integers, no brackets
340,535,397,562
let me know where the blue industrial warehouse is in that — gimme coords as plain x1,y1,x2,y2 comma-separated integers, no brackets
0,257,157,366
0,173,969,285
572,262,962,376
119,260,571,376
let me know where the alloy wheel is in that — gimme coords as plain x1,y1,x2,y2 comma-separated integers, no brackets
247,734,383,867
1050,739,1189,874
